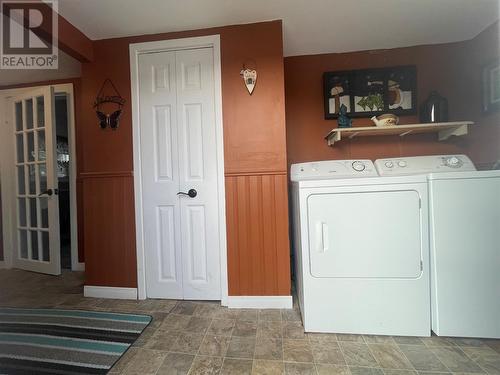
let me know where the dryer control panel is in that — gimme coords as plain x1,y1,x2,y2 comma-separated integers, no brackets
375,155,477,176
291,160,377,181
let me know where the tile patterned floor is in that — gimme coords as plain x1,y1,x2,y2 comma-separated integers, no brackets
1,269,499,375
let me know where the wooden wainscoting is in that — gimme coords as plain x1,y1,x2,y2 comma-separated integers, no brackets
225,172,291,296
80,170,291,295
79,172,137,288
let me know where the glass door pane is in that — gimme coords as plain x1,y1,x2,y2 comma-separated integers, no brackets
37,130,46,160
12,88,60,275
19,230,28,259
18,198,26,227
28,164,36,195
25,99,33,129
16,134,24,163
27,132,35,162
17,166,25,195
36,96,45,128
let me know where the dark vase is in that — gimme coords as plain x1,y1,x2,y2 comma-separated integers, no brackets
420,91,449,123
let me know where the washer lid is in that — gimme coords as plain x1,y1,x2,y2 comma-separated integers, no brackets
290,160,377,181
428,170,500,180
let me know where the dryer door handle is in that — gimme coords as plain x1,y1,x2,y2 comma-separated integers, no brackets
319,222,329,253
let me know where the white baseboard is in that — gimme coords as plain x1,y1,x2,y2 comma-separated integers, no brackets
226,296,293,309
84,285,137,300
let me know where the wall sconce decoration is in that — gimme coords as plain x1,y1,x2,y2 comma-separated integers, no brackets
93,79,126,130
240,62,257,95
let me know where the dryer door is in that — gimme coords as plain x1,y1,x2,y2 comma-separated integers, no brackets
307,189,422,279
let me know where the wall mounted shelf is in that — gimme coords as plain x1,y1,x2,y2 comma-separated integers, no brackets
325,121,474,146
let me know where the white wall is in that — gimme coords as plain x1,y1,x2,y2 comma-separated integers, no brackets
0,95,15,268
0,49,81,87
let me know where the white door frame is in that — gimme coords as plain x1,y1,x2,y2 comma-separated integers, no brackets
129,35,228,304
0,83,83,271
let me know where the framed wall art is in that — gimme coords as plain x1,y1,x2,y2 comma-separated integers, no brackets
324,65,417,119
482,59,500,113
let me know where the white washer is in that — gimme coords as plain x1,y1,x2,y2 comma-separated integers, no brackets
291,160,431,336
376,155,500,338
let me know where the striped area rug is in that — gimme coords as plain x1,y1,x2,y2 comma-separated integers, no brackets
0,307,152,374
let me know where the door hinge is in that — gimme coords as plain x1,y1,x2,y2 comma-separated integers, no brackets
420,260,423,271
419,198,421,209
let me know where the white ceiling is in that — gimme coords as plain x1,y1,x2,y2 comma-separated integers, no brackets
58,0,500,56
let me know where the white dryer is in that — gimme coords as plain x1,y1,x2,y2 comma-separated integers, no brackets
291,160,431,336
377,154,500,338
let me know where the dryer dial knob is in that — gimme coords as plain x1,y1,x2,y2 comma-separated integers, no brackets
398,161,407,168
445,156,463,168
385,161,394,168
352,161,366,172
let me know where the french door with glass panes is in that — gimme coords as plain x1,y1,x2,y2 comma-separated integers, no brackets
13,87,61,275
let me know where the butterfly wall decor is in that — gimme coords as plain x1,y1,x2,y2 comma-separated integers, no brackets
96,109,123,129
93,79,126,130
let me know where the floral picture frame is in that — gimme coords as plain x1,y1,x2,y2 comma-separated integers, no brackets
482,59,500,114
324,65,417,119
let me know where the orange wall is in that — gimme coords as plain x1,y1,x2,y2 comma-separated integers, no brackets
285,22,500,168
80,21,290,294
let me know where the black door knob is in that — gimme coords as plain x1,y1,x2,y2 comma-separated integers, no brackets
39,189,59,196
177,189,197,198
39,189,53,196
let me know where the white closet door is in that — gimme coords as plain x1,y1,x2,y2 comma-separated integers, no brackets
139,51,183,299
176,48,220,300
138,47,221,300
12,87,61,275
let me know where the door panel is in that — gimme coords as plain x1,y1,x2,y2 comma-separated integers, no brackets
157,205,177,281
153,65,171,92
183,104,204,181
12,87,61,275
185,205,208,281
139,47,221,300
139,51,183,299
154,105,174,181
307,190,422,279
176,48,220,300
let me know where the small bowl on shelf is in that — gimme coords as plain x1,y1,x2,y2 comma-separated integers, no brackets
371,114,399,127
